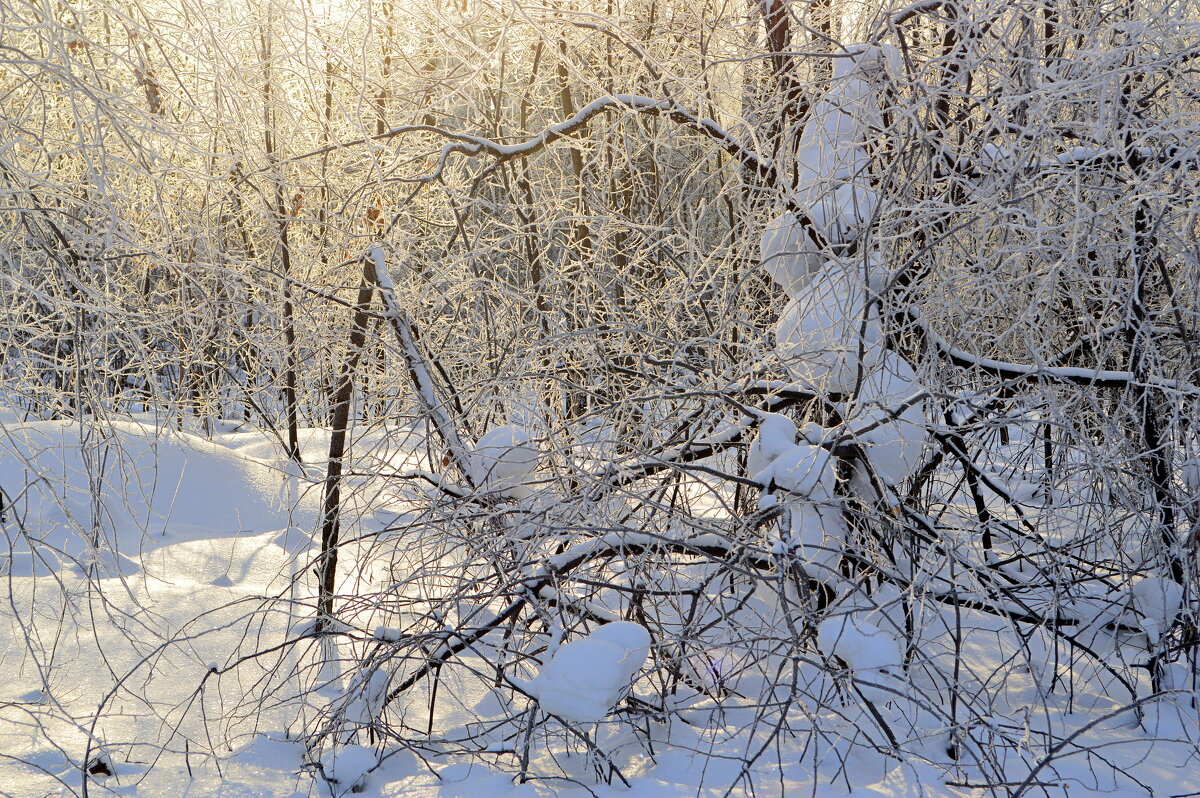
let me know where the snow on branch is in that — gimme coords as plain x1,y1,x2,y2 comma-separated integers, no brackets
368,244,477,487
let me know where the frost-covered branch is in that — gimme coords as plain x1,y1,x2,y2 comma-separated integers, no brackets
912,310,1200,394
368,244,477,488
278,94,774,181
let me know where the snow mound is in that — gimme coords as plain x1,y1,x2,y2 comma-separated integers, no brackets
529,622,650,723
138,531,293,590
322,744,377,791
0,420,319,576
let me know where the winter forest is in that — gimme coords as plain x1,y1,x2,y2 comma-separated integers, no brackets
2,0,1199,795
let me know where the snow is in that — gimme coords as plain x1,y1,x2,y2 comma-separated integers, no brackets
817,614,904,704
746,412,798,479
448,93,773,173
977,142,1013,168
1181,452,1200,494
913,311,1200,393
527,622,649,723
0,411,1195,797
806,182,880,246
321,744,377,792
1131,577,1185,646
774,263,869,394
374,625,403,642
848,351,927,489
588,619,652,659
794,56,880,191
769,259,925,494
759,212,824,298
788,501,848,578
467,424,539,498
763,46,913,487
762,40,927,494
764,443,835,498
761,41,890,303
787,43,888,254
371,247,478,483
345,665,391,730
3,4,1200,796
755,52,929,603
0,419,319,576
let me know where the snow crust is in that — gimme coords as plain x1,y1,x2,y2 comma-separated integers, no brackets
0,412,1195,797
0,419,320,576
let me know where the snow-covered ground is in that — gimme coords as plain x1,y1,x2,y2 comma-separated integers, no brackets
0,413,1196,798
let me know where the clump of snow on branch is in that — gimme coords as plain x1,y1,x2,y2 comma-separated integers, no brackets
817,614,905,704
785,501,850,581
468,424,540,498
343,664,390,734
768,443,836,498
758,41,925,497
773,261,871,395
526,622,650,723
747,412,800,480
1131,577,1185,647
760,212,824,298
794,47,888,204
847,353,926,490
759,46,896,297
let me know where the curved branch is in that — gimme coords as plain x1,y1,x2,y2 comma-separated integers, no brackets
275,94,774,179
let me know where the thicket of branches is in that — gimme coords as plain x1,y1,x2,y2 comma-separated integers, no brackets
2,0,1200,794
